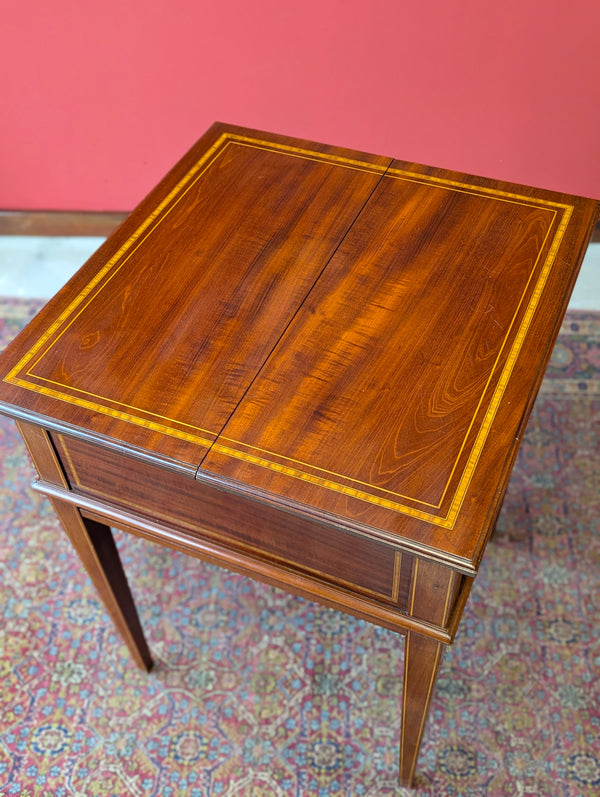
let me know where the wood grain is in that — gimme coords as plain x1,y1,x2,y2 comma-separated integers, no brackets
0,125,596,567
0,125,389,468
32,480,451,640
203,176,561,508
52,431,404,605
0,124,596,788
400,632,444,786
201,155,598,567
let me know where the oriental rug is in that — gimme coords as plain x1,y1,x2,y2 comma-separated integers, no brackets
0,299,598,796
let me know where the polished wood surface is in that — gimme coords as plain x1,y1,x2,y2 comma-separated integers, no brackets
52,432,405,607
0,123,597,786
204,168,577,563
401,633,445,785
0,126,389,468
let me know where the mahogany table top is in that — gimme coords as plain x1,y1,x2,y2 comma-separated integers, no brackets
0,123,597,572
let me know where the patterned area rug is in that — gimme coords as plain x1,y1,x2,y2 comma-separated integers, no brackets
0,298,599,797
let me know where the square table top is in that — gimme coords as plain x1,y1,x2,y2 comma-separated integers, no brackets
0,123,597,572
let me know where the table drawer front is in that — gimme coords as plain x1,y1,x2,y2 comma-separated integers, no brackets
52,433,405,605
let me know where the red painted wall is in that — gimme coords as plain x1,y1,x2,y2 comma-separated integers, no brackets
2,0,600,210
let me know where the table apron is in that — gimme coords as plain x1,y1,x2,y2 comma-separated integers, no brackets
32,477,459,644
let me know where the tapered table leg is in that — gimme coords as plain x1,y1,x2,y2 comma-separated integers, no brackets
49,497,153,672
399,631,445,787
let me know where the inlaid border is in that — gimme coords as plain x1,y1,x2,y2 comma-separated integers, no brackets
5,133,388,450
4,133,575,528
209,180,573,528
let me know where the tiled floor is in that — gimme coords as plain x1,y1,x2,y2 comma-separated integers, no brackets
0,237,105,298
0,235,599,308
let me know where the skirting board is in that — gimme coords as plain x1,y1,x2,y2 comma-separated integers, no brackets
0,211,129,237
0,209,598,242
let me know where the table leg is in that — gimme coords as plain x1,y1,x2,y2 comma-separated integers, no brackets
49,497,153,672
399,630,444,787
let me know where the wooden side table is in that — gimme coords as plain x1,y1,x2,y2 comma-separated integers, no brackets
0,124,597,786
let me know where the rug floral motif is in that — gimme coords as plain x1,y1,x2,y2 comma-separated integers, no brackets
0,299,598,796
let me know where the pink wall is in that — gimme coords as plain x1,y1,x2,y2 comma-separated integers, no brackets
2,0,600,210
